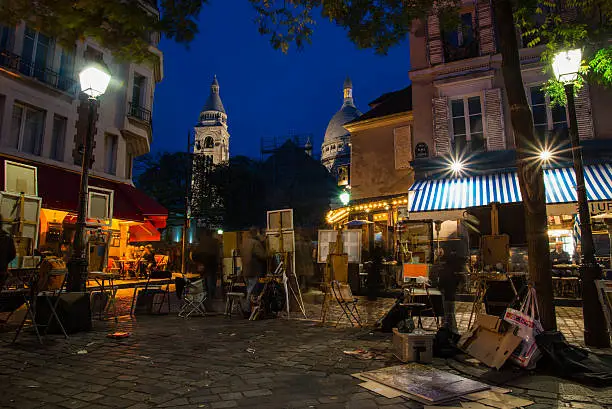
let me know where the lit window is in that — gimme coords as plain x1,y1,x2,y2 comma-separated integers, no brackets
450,96,484,153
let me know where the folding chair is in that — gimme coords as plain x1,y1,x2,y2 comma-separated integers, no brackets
331,280,362,327
178,279,207,318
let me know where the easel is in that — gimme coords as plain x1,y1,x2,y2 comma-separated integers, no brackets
320,229,352,324
265,227,306,319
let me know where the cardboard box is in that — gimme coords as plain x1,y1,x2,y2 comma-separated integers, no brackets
460,314,522,369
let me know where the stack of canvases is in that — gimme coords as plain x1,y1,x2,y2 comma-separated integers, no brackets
459,287,543,370
350,363,535,407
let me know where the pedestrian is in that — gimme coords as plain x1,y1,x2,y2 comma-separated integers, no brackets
190,228,221,307
0,219,16,289
438,251,464,334
240,227,267,312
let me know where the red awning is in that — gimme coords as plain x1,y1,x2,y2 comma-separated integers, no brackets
129,221,161,242
0,155,167,229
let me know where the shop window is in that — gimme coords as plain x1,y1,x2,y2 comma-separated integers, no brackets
450,96,484,154
528,86,568,143
10,103,45,155
4,160,37,196
443,12,478,62
50,115,67,161
104,134,118,175
87,187,113,222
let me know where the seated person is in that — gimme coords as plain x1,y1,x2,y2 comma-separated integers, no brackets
139,244,157,277
550,242,571,265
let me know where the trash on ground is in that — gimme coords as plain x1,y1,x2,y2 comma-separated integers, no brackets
76,350,88,354
107,332,131,339
458,314,522,369
343,349,375,360
246,348,256,354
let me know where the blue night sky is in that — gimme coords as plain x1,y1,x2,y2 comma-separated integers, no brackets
152,1,411,158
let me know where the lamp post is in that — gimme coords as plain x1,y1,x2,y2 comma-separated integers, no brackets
66,62,111,293
553,49,610,347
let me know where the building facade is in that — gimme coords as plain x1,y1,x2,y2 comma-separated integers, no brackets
327,86,415,256
321,77,361,186
0,9,166,267
407,0,612,273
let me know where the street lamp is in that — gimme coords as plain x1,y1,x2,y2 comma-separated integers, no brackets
539,149,553,163
339,190,350,206
553,48,610,347
450,159,464,175
66,61,111,293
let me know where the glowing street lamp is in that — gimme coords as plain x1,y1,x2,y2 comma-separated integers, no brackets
553,48,609,347
339,191,350,206
66,61,111,293
217,229,224,235
539,149,553,162
450,160,464,174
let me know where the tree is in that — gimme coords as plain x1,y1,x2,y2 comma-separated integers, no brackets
134,152,190,221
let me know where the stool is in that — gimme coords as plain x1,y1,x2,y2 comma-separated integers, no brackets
225,292,245,318
399,302,427,329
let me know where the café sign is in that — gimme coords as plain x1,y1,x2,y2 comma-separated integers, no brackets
590,201,612,215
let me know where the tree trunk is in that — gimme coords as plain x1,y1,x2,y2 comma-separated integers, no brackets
493,0,556,330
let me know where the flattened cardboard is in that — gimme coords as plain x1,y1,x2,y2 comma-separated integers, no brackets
476,314,503,332
358,381,404,398
461,325,522,369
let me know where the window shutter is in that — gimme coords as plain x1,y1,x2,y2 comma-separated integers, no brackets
394,125,413,169
477,0,496,55
432,97,450,156
427,14,444,65
575,84,594,139
484,88,506,150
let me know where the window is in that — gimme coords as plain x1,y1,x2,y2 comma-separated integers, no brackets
104,134,118,175
450,96,484,153
443,12,478,62
132,74,145,108
20,27,54,82
125,153,133,180
337,166,349,186
50,115,67,161
0,24,15,51
88,188,113,222
528,86,567,142
203,136,214,149
58,47,75,92
10,103,45,155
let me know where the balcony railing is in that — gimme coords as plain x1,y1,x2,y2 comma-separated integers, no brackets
0,49,76,93
128,102,152,124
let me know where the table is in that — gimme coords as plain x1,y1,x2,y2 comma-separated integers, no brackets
88,271,117,320
116,259,138,278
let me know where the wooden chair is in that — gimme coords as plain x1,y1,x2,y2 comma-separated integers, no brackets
330,280,362,327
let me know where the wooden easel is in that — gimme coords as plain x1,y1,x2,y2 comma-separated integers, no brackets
320,229,349,324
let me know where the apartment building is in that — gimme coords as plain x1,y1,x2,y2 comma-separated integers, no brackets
407,0,612,265
0,8,166,264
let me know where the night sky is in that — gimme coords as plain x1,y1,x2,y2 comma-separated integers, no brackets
152,1,411,158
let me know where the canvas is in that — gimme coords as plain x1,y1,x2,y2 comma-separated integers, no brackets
360,364,490,404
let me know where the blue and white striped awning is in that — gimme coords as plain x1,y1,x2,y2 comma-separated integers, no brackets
409,164,612,212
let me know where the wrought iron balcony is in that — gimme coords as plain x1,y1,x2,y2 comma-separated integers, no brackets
128,102,152,124
0,49,76,93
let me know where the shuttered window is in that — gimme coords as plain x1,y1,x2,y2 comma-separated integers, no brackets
450,96,484,153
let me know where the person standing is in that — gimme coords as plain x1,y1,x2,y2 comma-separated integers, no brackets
438,251,464,334
0,221,16,289
190,229,221,304
240,227,267,312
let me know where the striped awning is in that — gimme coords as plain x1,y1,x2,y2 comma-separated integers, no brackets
409,164,612,212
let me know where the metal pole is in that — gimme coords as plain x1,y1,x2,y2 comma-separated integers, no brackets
565,83,610,347
181,130,191,275
66,97,97,292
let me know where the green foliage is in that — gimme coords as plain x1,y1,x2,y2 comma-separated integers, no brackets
516,0,612,105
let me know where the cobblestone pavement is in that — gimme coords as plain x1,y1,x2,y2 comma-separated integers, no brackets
2,314,612,409
1,288,611,408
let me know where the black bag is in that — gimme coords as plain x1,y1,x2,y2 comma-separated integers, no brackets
536,331,612,387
